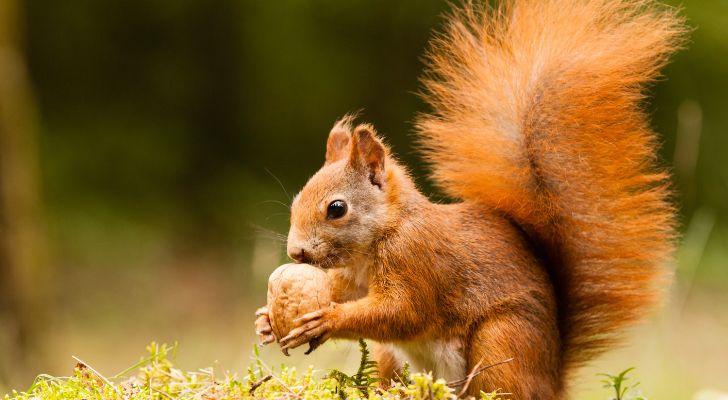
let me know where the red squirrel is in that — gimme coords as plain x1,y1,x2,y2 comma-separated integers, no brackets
255,0,685,397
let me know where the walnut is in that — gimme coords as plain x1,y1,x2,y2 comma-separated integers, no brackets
267,263,331,346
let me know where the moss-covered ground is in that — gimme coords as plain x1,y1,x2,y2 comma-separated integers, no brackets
3,341,642,400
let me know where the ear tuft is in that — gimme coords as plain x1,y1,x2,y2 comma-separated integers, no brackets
325,116,355,164
350,124,386,189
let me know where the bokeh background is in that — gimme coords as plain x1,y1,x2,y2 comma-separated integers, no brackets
0,1,726,398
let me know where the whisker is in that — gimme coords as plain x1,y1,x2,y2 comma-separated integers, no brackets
250,224,288,243
264,167,291,201
256,199,291,210
265,213,290,221
342,247,369,256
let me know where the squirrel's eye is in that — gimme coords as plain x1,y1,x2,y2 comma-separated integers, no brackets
326,200,347,220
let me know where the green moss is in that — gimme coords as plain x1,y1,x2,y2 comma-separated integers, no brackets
3,342,467,400
4,341,644,399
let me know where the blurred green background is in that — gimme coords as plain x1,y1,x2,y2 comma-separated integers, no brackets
0,1,726,398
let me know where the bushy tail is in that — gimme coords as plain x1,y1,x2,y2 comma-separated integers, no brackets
416,0,685,376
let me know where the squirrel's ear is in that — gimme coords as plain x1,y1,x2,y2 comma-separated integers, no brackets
325,119,352,164
349,124,385,189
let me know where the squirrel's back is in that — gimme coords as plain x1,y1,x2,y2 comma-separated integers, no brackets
416,0,685,378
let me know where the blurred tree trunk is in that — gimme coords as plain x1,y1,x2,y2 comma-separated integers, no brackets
0,0,49,387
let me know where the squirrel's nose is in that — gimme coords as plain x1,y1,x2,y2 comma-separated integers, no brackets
288,246,306,263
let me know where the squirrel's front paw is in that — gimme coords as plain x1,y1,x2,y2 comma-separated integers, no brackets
254,306,276,345
279,302,339,355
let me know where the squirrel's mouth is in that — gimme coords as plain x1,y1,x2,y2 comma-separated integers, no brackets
309,251,348,270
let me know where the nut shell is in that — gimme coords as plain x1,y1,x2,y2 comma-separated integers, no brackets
267,263,331,341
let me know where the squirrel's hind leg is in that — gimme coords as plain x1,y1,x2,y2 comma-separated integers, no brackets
373,342,404,386
466,312,561,399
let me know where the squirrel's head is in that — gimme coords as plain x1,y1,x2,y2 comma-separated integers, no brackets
287,117,395,269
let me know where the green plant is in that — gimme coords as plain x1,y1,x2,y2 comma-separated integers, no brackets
329,338,380,398
599,367,647,400
479,389,505,400
399,361,412,386
1,340,647,400
3,341,461,400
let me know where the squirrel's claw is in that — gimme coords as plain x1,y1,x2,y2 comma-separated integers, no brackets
257,333,276,346
259,334,276,346
279,320,323,350
305,333,331,355
255,305,276,346
293,309,324,325
279,311,333,352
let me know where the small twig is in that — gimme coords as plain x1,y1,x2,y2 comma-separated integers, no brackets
486,389,513,399
150,386,174,399
72,356,122,396
392,371,403,386
448,357,515,389
456,358,483,397
249,374,273,394
348,383,381,394
249,356,301,398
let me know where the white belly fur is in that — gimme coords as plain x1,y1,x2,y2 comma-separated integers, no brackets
386,338,466,382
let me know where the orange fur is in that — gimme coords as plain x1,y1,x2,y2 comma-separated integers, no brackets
417,0,685,378
259,1,686,398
